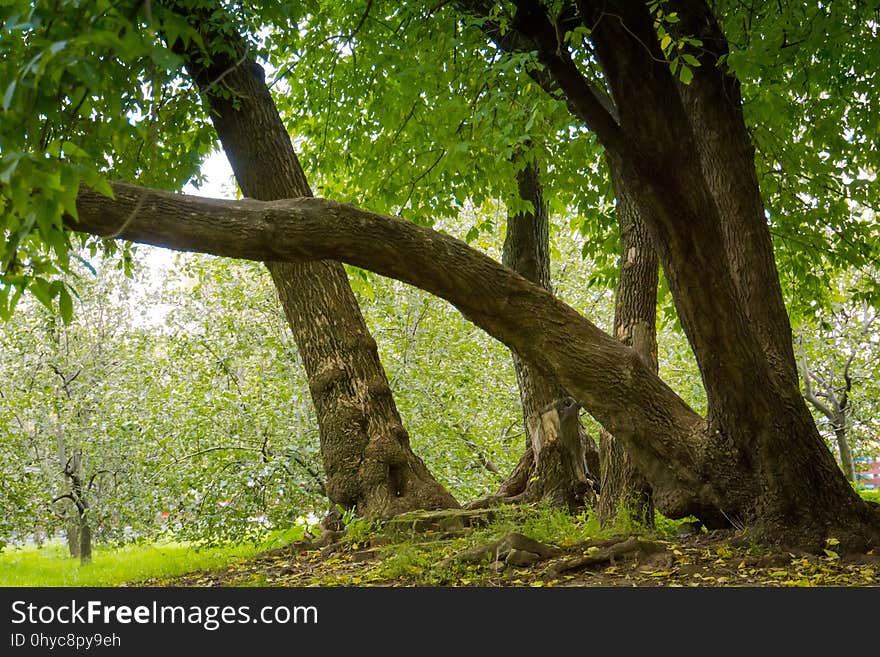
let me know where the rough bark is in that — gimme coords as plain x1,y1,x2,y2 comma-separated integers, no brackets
68,182,727,521
495,155,598,508
565,1,866,541
598,170,657,528
522,397,594,511
503,158,558,441
168,4,457,517
670,0,800,389
67,176,880,548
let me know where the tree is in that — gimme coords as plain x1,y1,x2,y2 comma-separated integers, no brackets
798,297,878,482
485,152,599,511
597,179,657,528
3,0,880,549
162,1,458,518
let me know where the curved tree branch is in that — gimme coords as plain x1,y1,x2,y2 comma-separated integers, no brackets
67,179,718,517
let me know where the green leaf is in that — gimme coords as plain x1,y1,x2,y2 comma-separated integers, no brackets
29,278,55,311
58,285,74,324
678,65,693,84
2,80,15,112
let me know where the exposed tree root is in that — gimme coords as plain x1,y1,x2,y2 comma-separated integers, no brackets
548,537,668,577
441,532,562,568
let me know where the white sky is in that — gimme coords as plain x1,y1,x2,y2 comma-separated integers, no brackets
183,150,237,200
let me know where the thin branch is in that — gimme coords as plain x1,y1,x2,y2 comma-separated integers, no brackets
287,454,326,496
87,469,114,492
799,342,836,421
458,0,625,153
51,492,85,513
145,446,262,484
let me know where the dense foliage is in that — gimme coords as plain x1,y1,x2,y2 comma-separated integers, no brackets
1,1,878,547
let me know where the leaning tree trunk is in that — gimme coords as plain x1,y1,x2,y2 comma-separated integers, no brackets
598,170,657,529
578,1,866,544
169,3,457,517
69,180,880,549
488,155,598,510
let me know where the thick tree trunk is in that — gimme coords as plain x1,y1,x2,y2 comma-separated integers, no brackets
598,170,657,529
670,0,800,389
576,1,866,542
69,178,880,548
170,5,457,517
492,156,598,508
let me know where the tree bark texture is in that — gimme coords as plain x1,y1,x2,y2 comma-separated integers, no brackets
67,0,880,547
455,0,875,545
68,174,879,547
168,4,457,517
497,155,599,508
598,167,657,529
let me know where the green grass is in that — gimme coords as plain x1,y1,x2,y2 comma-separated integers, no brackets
4,490,877,587
0,527,304,587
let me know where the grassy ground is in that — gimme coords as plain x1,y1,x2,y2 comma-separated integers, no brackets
3,491,878,587
0,528,303,587
140,502,879,588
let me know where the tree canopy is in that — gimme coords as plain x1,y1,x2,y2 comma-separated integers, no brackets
1,1,879,550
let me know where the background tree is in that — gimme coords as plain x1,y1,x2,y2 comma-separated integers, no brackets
2,0,880,550
797,283,879,482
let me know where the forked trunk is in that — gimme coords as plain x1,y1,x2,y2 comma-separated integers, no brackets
171,4,457,517
584,2,868,543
